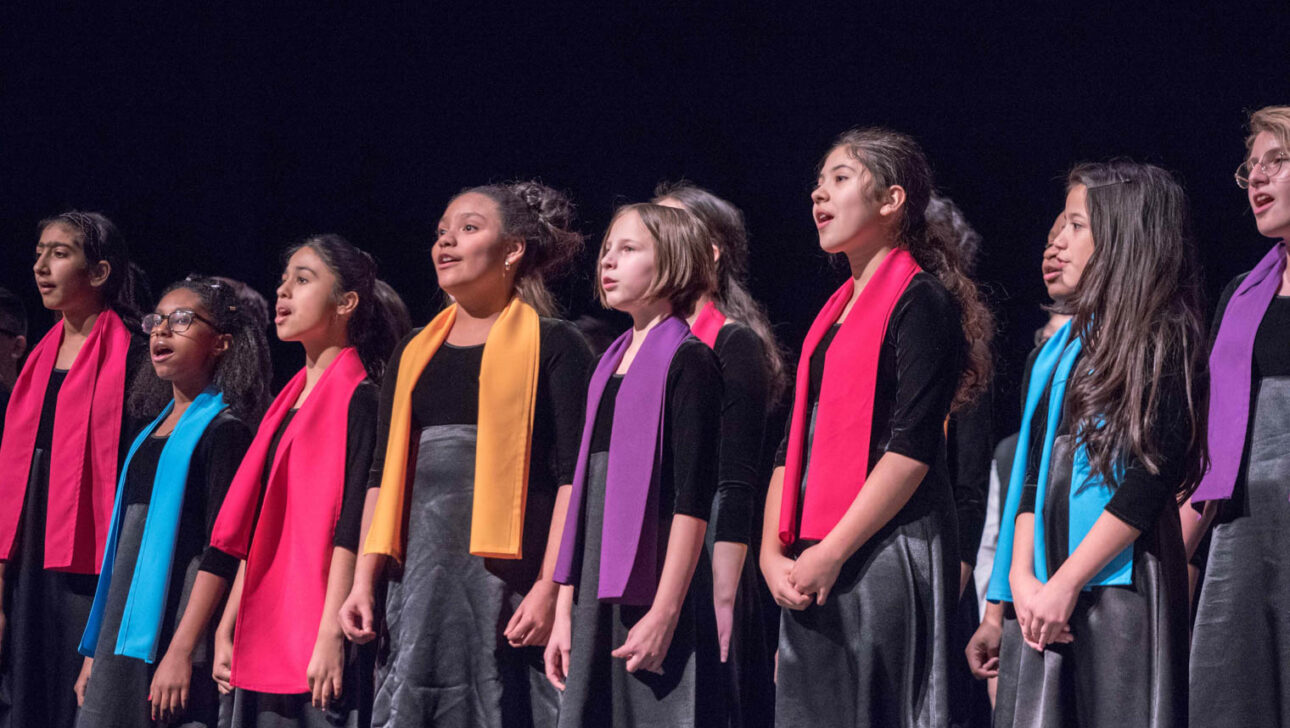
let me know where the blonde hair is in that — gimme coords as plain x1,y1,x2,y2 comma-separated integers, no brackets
1246,105,1290,152
596,203,715,315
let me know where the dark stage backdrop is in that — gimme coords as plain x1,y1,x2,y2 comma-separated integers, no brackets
3,4,1287,438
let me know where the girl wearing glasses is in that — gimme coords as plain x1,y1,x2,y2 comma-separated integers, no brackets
994,162,1205,727
209,235,404,728
0,212,148,728
73,276,269,727
1187,105,1290,725
341,182,592,728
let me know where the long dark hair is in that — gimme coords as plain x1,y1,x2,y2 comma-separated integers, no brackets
286,234,401,382
652,181,789,402
129,275,272,424
825,128,994,411
1062,161,1208,498
463,181,585,316
38,211,150,327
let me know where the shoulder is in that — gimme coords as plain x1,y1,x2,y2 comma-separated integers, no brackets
897,271,956,312
714,321,763,358
539,317,593,357
1213,271,1251,322
198,410,253,454
348,379,380,419
670,337,722,380
890,271,959,337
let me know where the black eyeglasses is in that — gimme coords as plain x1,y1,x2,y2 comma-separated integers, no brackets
141,309,221,335
1236,150,1288,189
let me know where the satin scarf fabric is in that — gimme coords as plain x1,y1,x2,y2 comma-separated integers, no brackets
777,248,921,545
690,301,726,348
80,388,227,662
1193,241,1287,503
0,310,131,572
554,316,691,605
364,298,540,561
210,348,367,693
988,320,1131,599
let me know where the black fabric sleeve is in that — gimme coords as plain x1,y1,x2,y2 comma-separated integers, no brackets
773,407,791,469
540,321,594,485
333,381,381,551
950,386,993,565
711,325,770,545
366,330,417,492
885,280,963,464
668,340,724,520
1018,485,1037,515
198,416,254,579
1103,371,1193,533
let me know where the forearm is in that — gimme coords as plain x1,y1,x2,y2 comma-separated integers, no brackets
165,572,230,657
651,514,707,617
1047,511,1139,592
217,562,246,637
1009,514,1036,585
537,485,573,584
1180,498,1217,561
981,599,1004,626
318,548,357,640
759,467,788,570
351,492,389,593
818,452,928,563
711,541,747,607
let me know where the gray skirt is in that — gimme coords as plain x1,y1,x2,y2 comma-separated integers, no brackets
993,438,1189,728
77,504,218,728
557,452,722,728
373,425,557,728
1191,377,1290,726
774,507,956,728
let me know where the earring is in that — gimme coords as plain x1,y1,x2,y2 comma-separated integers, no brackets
504,260,512,275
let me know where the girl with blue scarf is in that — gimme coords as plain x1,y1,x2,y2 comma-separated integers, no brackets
990,162,1208,728
74,276,270,727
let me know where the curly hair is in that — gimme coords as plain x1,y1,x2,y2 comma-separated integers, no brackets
461,181,585,316
129,275,272,424
824,128,995,411
1060,161,1209,499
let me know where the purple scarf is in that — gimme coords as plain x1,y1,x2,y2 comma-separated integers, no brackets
1193,241,1287,503
554,316,691,604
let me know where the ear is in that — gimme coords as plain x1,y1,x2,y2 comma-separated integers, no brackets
504,237,527,269
212,333,232,357
878,184,907,218
88,260,112,289
711,243,721,264
11,335,27,361
336,290,359,317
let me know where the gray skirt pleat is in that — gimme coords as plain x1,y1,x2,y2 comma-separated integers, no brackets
1191,377,1290,726
373,425,557,728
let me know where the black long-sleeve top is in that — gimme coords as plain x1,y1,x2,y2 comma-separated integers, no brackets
119,412,253,581
1017,352,1192,542
708,323,770,545
948,385,993,566
776,272,965,536
589,338,723,523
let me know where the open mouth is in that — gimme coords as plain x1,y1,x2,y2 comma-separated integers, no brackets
601,277,618,291
1252,192,1275,213
274,305,291,325
151,343,175,362
436,254,461,268
815,211,834,228
36,281,56,294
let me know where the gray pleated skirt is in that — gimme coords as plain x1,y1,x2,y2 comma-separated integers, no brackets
557,452,722,728
774,506,956,728
1191,377,1290,726
993,438,1189,728
372,425,557,728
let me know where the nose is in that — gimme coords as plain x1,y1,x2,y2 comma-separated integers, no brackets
811,185,828,204
276,279,290,299
33,251,47,275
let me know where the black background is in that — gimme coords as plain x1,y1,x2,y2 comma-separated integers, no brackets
3,3,1287,436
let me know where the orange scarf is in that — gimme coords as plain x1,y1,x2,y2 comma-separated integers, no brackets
365,298,540,561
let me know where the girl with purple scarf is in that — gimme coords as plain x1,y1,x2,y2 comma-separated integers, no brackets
1187,105,1290,726
546,203,724,727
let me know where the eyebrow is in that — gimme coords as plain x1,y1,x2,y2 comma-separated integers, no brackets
287,265,317,276
35,241,75,251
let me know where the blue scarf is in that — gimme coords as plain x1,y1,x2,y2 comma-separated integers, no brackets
987,320,1131,601
80,388,227,662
